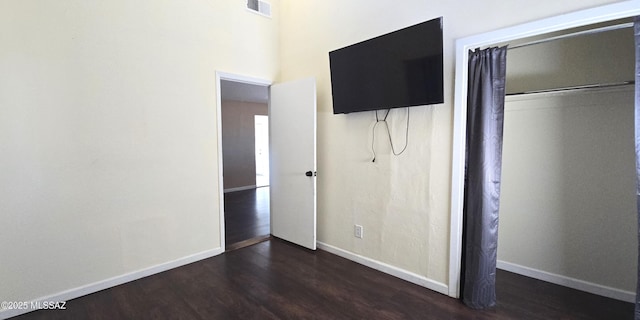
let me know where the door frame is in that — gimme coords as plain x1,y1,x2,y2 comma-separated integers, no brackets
215,71,272,252
448,1,640,298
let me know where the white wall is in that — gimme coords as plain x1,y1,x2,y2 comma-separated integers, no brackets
278,0,624,289
499,87,637,295
0,0,279,305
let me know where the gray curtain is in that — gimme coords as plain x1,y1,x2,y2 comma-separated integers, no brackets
462,46,507,309
634,16,640,320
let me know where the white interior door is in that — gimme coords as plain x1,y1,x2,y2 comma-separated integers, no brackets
269,78,317,250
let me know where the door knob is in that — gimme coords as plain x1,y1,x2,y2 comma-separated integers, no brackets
305,171,317,177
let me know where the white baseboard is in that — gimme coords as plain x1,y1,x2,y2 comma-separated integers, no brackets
317,242,448,296
224,185,257,193
497,260,636,303
0,247,225,320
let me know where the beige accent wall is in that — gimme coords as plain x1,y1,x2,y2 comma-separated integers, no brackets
222,100,268,190
499,87,637,293
277,0,622,286
0,0,279,303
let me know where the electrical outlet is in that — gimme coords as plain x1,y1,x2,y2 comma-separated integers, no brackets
354,224,363,239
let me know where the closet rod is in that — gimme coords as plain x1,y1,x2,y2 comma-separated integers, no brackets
509,22,633,50
506,81,635,96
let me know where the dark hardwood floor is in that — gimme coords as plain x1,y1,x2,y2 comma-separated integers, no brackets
224,187,270,247
13,239,633,319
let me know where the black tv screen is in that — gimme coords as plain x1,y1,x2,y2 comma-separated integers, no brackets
329,17,443,114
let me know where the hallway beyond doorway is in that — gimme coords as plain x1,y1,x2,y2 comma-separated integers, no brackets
225,187,270,248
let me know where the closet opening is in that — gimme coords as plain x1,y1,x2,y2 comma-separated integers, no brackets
449,2,640,304
496,18,636,303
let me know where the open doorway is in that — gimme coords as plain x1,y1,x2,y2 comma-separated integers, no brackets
216,73,318,252
218,75,272,250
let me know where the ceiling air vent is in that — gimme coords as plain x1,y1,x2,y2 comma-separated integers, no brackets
247,0,271,17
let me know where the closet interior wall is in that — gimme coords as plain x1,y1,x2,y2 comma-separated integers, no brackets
497,23,637,302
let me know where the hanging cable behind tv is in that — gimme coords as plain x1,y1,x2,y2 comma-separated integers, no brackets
371,108,410,162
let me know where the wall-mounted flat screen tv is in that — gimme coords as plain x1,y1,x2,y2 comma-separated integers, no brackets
329,17,443,114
